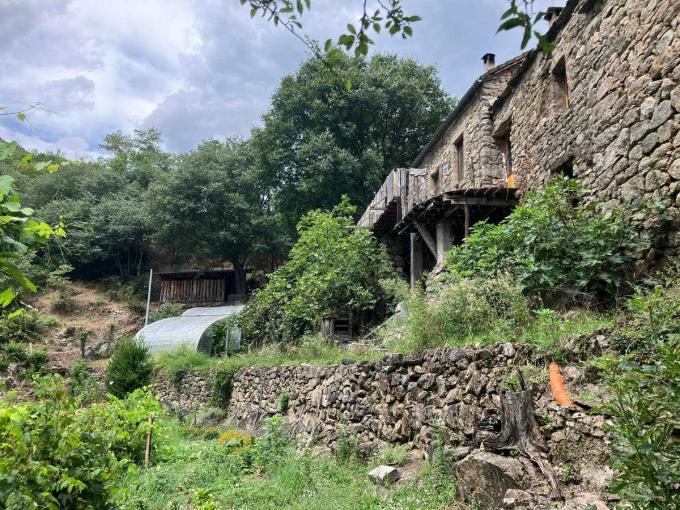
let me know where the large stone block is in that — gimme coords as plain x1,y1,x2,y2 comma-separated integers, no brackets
455,452,525,509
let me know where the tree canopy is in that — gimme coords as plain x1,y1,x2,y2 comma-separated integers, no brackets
148,138,280,294
253,53,455,231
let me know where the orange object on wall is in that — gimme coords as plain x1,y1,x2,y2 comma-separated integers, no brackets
549,361,573,406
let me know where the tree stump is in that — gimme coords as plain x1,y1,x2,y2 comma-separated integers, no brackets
483,370,563,501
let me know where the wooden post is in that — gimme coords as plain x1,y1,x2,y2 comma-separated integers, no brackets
145,415,154,469
464,204,471,238
410,233,423,289
436,218,454,264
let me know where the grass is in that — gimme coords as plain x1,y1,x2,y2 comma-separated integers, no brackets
116,417,459,510
154,335,383,382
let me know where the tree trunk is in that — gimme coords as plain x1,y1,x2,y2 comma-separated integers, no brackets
483,370,563,501
232,260,247,297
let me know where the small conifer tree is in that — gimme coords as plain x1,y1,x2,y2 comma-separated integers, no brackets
106,338,153,398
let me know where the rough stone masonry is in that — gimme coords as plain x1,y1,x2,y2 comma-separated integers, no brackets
225,343,615,508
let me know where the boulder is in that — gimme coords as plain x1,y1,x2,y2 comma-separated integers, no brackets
455,452,525,509
368,465,400,486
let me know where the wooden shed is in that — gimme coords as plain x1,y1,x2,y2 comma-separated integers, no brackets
158,269,244,304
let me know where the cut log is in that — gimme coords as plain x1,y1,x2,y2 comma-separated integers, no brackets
483,370,563,501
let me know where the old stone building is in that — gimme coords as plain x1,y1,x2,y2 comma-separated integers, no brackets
359,0,680,285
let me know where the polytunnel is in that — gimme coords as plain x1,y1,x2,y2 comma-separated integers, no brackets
135,305,244,354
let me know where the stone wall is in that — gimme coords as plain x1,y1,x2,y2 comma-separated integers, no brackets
492,0,680,246
227,343,614,506
420,61,522,193
153,369,212,412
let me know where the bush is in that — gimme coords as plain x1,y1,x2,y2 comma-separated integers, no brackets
150,302,184,323
447,177,669,306
392,273,530,352
0,309,55,343
26,350,48,372
0,341,28,363
51,291,77,314
238,196,397,346
373,443,410,467
0,375,161,509
605,338,680,508
106,338,153,398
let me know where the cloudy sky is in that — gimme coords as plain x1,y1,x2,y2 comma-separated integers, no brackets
0,0,562,158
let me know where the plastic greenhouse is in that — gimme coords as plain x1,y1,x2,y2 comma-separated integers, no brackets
135,305,244,354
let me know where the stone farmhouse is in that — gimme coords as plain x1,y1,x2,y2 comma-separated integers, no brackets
358,0,680,287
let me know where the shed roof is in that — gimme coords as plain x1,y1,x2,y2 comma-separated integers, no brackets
136,305,244,353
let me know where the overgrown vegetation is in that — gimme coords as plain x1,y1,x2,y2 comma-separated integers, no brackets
446,177,669,306
238,197,397,346
0,375,161,509
602,283,680,509
117,415,457,510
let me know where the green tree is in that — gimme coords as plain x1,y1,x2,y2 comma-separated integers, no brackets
0,141,65,307
238,196,397,345
253,53,454,231
106,338,153,398
149,138,279,295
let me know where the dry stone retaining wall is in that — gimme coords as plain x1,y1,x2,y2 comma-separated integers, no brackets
226,344,614,506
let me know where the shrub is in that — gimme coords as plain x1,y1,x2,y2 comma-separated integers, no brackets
612,283,680,355
0,341,28,363
211,358,249,408
218,430,254,454
0,309,54,343
106,338,153,398
447,177,669,306
605,338,680,509
277,392,289,413
26,350,48,372
0,375,161,509
252,416,289,471
392,273,530,352
238,196,397,346
150,302,184,323
51,291,77,314
374,443,410,467
336,425,360,463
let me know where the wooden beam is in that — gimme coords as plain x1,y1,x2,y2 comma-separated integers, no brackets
464,204,470,238
414,222,437,257
442,195,517,207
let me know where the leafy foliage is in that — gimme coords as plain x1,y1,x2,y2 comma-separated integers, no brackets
0,375,161,509
149,302,184,323
106,338,153,398
606,339,680,508
446,177,669,306
238,197,397,345
0,142,65,307
148,138,280,294
253,53,454,231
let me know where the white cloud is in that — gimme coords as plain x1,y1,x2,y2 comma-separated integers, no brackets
0,0,564,156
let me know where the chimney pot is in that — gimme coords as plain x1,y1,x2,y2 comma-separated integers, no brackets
544,6,563,27
482,53,496,72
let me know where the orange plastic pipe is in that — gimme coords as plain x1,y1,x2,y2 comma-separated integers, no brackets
549,361,572,406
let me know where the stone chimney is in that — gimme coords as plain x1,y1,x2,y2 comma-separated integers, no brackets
482,53,496,72
544,6,563,27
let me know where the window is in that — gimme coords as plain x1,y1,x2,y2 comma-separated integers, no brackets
455,136,464,183
494,122,512,180
551,157,574,178
552,58,569,112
